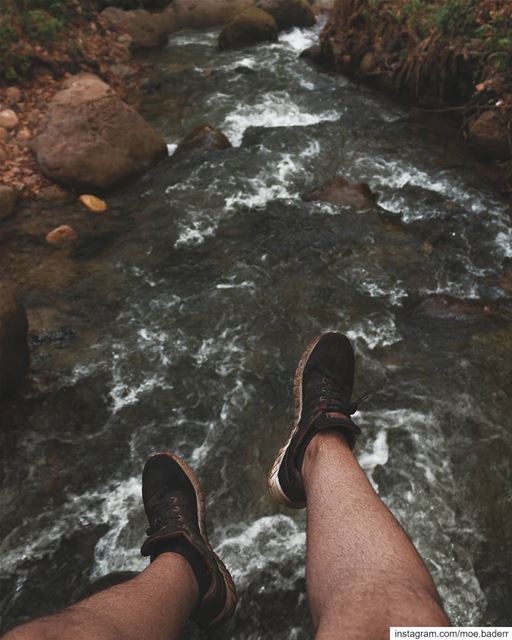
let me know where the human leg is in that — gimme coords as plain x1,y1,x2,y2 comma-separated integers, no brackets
4,453,236,640
268,332,449,640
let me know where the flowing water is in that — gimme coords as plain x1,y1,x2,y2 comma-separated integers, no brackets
1,22,512,637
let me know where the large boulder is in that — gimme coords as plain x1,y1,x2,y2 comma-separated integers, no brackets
164,0,253,30
0,185,18,219
257,0,316,30
302,176,379,208
174,125,232,156
0,286,29,398
101,7,170,49
31,75,167,190
219,7,279,50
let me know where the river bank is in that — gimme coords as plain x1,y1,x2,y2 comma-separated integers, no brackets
315,0,512,196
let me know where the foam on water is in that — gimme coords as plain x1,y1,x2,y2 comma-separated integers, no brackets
278,26,320,53
216,515,306,588
357,409,486,624
346,313,401,350
224,144,321,211
222,91,340,146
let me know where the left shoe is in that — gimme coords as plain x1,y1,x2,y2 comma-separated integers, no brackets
140,453,237,629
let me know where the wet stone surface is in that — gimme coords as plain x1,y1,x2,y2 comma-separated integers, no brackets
1,22,512,637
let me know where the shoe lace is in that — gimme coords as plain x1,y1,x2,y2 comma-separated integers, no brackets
314,374,368,418
146,496,185,537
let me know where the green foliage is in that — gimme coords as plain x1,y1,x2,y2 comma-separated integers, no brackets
428,0,475,36
0,0,71,81
474,9,512,72
25,9,63,43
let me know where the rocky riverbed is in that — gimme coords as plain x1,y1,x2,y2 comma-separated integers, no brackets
1,2,512,637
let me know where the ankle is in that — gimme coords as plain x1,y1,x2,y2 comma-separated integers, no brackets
302,431,352,486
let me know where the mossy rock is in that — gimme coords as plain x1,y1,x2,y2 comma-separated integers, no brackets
257,0,316,30
218,7,279,51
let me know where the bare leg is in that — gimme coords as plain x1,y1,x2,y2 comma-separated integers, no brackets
303,431,449,640
3,553,198,640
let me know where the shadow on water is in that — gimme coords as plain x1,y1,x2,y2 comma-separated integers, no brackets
1,22,512,637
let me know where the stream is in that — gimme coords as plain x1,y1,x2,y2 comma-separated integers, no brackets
1,21,512,638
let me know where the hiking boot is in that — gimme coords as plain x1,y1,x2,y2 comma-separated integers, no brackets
141,453,237,628
268,332,364,509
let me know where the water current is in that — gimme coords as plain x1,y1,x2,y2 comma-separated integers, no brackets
1,21,512,638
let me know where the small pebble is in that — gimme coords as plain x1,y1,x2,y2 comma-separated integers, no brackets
5,87,22,105
79,194,108,212
0,109,19,130
46,225,77,246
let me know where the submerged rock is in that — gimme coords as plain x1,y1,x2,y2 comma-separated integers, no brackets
302,176,379,208
0,185,18,219
174,125,233,156
499,262,512,295
31,74,167,190
416,295,503,321
100,7,169,50
257,0,316,30
0,286,29,398
219,7,279,50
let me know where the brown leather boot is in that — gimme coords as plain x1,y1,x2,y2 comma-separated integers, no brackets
268,332,364,509
141,453,237,628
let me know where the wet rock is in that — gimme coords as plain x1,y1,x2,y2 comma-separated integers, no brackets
257,0,316,30
0,109,19,130
164,0,252,30
36,184,73,202
219,7,279,51
0,185,18,219
0,146,6,164
101,7,169,50
0,285,29,398
0,127,8,142
79,194,108,212
468,110,511,161
299,44,322,64
416,295,501,321
46,225,78,246
110,63,137,80
360,51,376,74
31,74,167,190
174,124,232,156
5,87,22,105
302,176,379,208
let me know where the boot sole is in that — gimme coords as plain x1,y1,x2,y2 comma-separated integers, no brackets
267,334,323,509
158,453,238,628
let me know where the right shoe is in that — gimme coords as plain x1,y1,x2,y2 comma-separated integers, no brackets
268,332,364,509
141,453,237,629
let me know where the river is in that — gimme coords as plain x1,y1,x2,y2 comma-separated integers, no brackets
1,20,511,637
